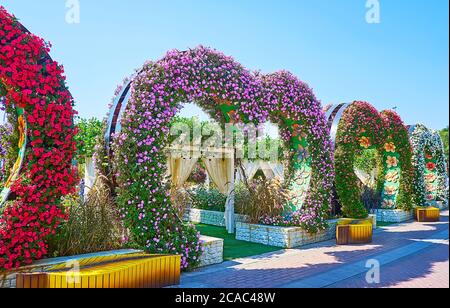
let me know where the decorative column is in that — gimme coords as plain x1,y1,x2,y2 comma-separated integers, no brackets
225,149,236,234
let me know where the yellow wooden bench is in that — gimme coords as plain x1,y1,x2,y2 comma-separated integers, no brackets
16,253,180,289
415,207,440,223
336,218,373,245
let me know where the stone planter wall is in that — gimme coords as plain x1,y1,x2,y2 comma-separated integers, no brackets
371,209,414,223
185,209,247,227
235,220,339,249
198,235,224,268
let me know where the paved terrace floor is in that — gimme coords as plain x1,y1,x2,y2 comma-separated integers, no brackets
180,211,449,288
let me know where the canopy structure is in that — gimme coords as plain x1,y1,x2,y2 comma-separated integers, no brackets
236,160,284,183
167,145,236,233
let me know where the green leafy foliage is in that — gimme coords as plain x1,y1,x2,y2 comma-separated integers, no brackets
195,224,281,261
440,127,449,163
354,149,379,176
75,118,103,164
189,186,227,212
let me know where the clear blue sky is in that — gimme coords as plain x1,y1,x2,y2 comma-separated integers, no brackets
2,0,449,129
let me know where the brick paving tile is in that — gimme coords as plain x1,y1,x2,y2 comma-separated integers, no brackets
328,241,449,288
180,211,449,288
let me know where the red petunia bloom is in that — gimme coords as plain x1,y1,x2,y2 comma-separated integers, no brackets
426,162,436,171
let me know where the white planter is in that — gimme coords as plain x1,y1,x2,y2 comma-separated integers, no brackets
371,209,414,223
198,235,224,268
235,220,340,249
185,209,247,227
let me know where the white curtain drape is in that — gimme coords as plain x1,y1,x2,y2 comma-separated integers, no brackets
236,161,284,182
271,163,284,179
169,156,198,188
260,162,275,179
84,157,96,196
236,161,260,183
202,157,234,194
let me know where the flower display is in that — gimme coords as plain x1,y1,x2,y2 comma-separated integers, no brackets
0,7,78,270
106,46,334,269
409,124,449,205
334,103,415,218
384,186,398,196
385,170,400,183
379,110,415,211
384,142,396,153
426,184,436,192
425,174,437,182
426,162,436,171
359,137,371,149
426,194,435,201
382,200,395,209
386,156,399,168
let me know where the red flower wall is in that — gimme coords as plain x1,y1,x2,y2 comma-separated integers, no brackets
0,7,78,270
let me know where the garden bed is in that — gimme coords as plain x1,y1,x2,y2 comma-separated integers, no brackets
235,220,340,249
185,208,247,228
371,209,414,223
198,235,224,268
195,224,281,260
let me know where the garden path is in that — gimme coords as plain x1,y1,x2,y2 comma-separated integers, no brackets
179,211,449,288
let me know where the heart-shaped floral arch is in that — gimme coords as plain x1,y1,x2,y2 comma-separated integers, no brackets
0,7,78,270
102,47,334,269
409,124,448,206
328,101,414,219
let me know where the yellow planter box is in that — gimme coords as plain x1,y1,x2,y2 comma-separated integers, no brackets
336,218,373,245
16,254,180,289
415,207,440,223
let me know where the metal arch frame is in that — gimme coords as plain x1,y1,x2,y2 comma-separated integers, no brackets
326,103,352,152
0,108,28,206
104,79,133,155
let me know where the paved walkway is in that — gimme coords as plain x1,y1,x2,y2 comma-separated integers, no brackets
180,211,449,288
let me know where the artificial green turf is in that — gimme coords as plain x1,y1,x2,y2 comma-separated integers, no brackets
377,221,397,228
195,224,282,261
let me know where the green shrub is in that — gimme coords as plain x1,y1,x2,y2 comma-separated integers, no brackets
75,118,103,164
189,187,227,212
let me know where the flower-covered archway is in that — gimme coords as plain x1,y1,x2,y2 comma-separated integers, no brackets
326,101,414,219
102,47,334,269
0,7,78,270
409,124,449,206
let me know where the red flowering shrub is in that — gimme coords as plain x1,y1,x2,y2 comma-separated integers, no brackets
0,7,78,270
